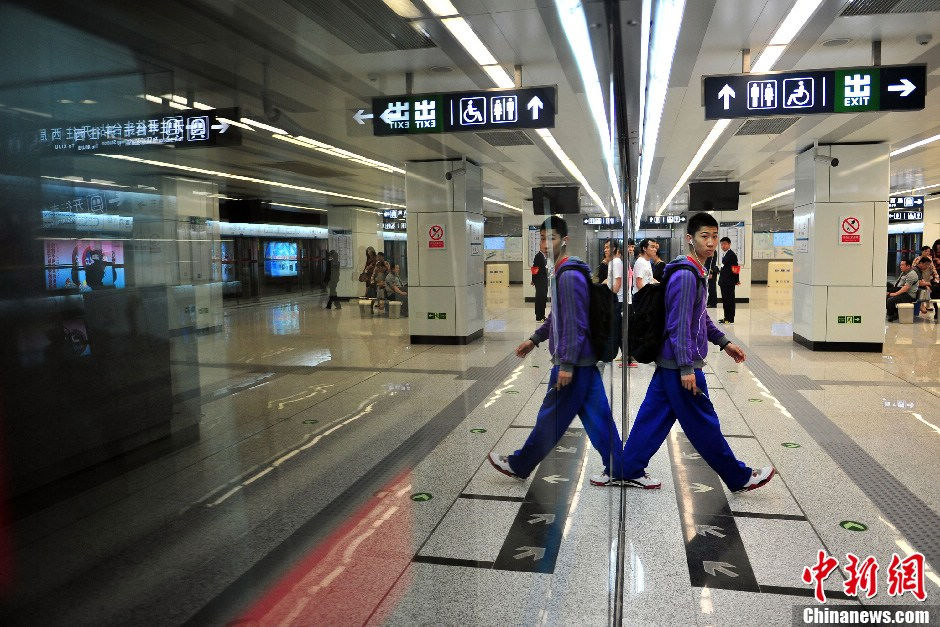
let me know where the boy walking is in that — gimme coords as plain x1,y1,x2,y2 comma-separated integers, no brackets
619,213,774,492
489,216,625,486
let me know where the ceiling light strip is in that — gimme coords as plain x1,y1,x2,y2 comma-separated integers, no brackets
637,0,686,220
557,0,624,218
483,196,522,212
94,153,406,208
656,119,730,214
536,129,608,216
752,187,795,207
890,133,940,157
240,118,288,134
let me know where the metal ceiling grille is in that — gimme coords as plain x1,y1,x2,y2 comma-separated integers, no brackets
288,0,434,52
734,117,801,136
841,0,940,15
476,130,533,147
695,169,735,180
262,161,348,178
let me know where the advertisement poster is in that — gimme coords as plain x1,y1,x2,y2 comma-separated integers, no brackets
264,241,298,277
44,239,126,291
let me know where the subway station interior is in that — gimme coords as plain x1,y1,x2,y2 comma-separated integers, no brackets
1,0,939,625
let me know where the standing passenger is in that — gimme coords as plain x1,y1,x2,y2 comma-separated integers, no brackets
619,213,774,492
325,250,341,309
717,237,739,324
489,216,625,486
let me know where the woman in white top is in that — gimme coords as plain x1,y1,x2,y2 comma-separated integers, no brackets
632,238,657,294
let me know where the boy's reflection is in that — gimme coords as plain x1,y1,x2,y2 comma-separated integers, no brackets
71,245,116,290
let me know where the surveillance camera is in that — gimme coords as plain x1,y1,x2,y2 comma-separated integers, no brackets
830,157,839,167
445,167,467,181
916,34,932,46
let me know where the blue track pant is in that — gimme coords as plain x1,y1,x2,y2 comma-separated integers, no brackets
621,367,752,490
508,365,625,479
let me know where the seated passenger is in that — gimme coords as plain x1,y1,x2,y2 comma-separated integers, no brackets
886,259,918,322
914,256,935,315
385,264,408,316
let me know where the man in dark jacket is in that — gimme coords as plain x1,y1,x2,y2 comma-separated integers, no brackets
717,236,739,323
532,249,548,321
489,216,625,486
618,213,773,492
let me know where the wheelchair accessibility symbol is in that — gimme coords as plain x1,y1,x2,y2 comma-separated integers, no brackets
459,97,487,125
783,77,814,109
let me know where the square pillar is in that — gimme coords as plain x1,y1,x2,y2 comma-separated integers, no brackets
793,143,889,351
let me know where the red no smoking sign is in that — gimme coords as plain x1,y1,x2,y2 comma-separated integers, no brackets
840,216,861,244
428,224,445,249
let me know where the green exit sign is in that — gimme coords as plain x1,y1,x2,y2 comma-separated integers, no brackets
426,312,447,320
837,315,862,324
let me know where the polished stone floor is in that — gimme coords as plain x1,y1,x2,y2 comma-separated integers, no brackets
1,285,937,626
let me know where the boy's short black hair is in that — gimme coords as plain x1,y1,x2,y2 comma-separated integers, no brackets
921,246,930,252
918,256,931,264
638,238,654,253
687,212,719,235
719,236,732,244
627,238,635,246
900,258,912,267
605,238,620,254
540,215,568,237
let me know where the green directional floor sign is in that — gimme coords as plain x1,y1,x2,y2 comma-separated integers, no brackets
748,398,763,403
411,492,433,502
302,419,318,424
781,442,801,449
470,428,487,434
505,390,519,394
840,520,868,532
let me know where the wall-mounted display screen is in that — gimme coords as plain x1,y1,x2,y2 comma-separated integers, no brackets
484,237,506,250
689,182,740,212
773,232,794,247
264,241,298,277
44,239,126,291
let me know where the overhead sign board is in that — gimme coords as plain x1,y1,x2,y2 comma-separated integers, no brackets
889,210,923,223
583,217,622,227
372,86,556,136
703,65,926,120
36,107,243,154
641,215,687,228
888,196,924,209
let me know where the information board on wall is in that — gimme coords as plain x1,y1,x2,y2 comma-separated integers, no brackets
484,236,522,262
330,232,353,268
719,221,746,265
754,232,794,259
528,225,542,265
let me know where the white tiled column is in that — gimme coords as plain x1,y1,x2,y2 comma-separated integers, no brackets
792,143,889,351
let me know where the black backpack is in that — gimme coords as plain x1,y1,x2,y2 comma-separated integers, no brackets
628,264,704,364
555,265,620,363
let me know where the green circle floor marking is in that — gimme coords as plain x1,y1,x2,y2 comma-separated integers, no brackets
748,398,763,403
781,442,801,449
840,520,868,532
411,492,433,502
505,390,519,394
470,428,487,434
302,419,318,424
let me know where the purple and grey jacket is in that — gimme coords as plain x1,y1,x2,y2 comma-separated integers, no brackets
528,256,596,373
658,256,730,376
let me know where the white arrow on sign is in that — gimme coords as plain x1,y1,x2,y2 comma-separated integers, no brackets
211,122,230,134
542,474,569,484
718,84,736,110
514,546,546,561
703,561,739,577
695,524,727,538
690,483,713,493
914,198,923,205
887,78,916,97
527,96,544,120
528,513,556,525
353,109,373,125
